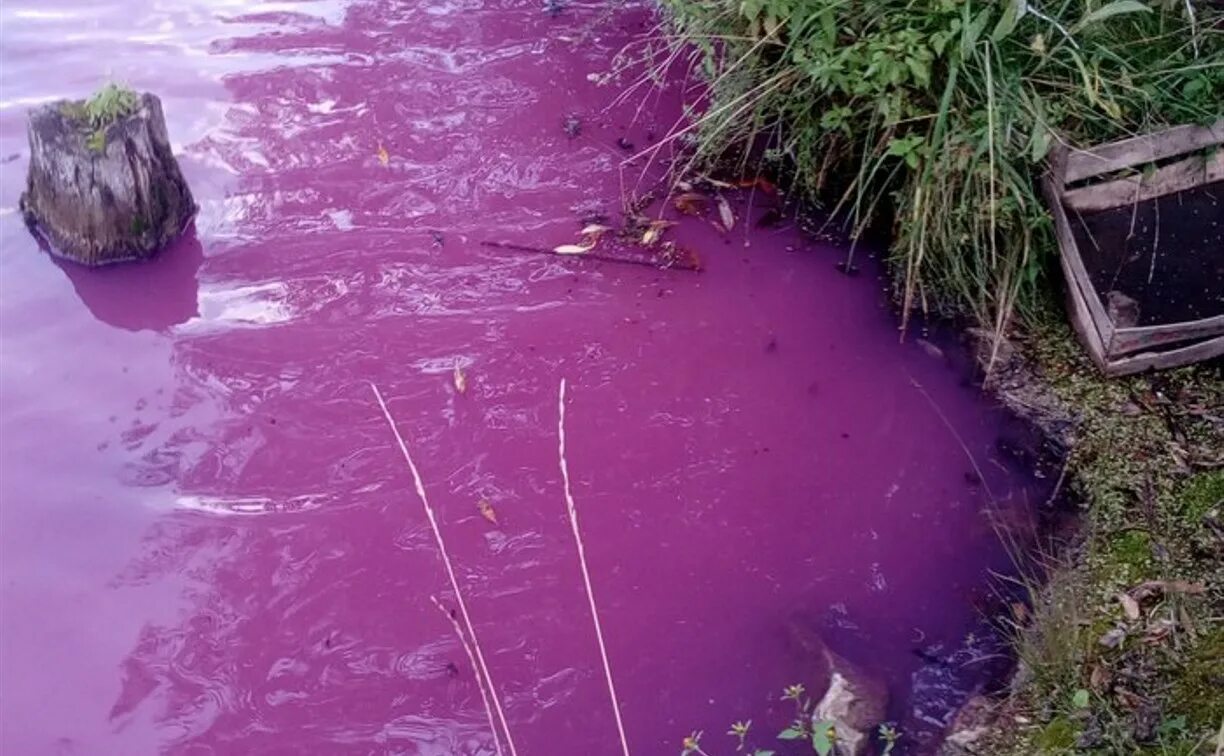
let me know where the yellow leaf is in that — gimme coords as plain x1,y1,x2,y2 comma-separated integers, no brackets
377,143,390,166
717,196,735,231
477,499,498,526
554,243,594,255
453,364,467,394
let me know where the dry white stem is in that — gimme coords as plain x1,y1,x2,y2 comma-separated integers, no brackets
558,378,631,756
431,595,504,756
370,382,518,756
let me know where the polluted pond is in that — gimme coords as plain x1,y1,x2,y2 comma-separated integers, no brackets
1,1,1055,754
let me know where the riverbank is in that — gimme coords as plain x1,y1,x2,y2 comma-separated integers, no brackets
646,0,1224,752
952,322,1223,754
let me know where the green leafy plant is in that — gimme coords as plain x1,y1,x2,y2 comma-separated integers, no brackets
63,82,141,152
878,723,901,755
650,0,1222,332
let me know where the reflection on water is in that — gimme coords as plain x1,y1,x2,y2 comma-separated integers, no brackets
0,0,1046,754
55,232,205,332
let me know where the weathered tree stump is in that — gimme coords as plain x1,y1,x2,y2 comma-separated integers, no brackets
20,91,196,266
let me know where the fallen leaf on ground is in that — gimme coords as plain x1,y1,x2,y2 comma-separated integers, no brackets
377,143,390,166
554,242,594,255
580,224,612,237
477,499,497,526
1130,580,1206,602
453,364,467,394
716,195,735,231
1098,626,1127,648
1089,664,1110,691
1117,592,1141,621
699,175,735,189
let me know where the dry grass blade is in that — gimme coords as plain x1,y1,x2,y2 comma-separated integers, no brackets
558,378,631,756
430,595,504,756
370,382,518,756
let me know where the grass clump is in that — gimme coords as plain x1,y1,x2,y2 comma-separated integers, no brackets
654,0,1222,330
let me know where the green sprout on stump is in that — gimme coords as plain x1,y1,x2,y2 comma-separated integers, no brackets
61,83,140,152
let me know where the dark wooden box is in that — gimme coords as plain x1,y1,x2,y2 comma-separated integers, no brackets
1042,120,1224,375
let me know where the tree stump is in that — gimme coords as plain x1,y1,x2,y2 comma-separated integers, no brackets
20,92,196,266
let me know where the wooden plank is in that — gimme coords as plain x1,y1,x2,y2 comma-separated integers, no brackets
1042,174,1114,347
1110,314,1224,356
1063,151,1224,213
1064,119,1224,184
1104,336,1224,377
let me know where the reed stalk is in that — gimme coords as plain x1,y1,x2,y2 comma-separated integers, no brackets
370,382,519,756
558,378,631,756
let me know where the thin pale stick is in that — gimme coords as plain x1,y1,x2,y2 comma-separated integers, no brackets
430,595,504,756
370,383,519,756
558,378,631,756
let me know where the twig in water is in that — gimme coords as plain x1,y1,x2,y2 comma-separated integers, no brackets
908,375,996,502
558,378,631,756
431,595,504,756
481,239,700,272
370,383,519,756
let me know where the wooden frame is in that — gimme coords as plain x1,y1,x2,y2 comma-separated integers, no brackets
1043,119,1224,376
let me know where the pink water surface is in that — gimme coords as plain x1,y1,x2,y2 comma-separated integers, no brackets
0,2,1043,754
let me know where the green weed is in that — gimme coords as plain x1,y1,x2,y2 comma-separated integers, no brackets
651,0,1222,330
61,82,141,152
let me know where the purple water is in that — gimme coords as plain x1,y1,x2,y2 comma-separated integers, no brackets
0,2,1040,754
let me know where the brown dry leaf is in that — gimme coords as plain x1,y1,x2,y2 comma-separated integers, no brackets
640,220,676,247
716,195,735,231
476,499,498,526
554,242,594,255
1089,664,1111,691
1130,580,1206,602
673,192,707,215
453,364,467,395
1117,592,1141,621
580,224,612,237
377,143,390,167
1010,601,1028,623
1144,619,1174,645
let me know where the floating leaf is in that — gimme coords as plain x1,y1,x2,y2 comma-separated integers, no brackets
453,364,467,394
477,499,498,525
641,219,676,246
673,192,707,215
554,243,594,255
717,195,735,231
377,143,390,166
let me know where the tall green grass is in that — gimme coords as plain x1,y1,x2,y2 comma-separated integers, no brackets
651,0,1222,333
